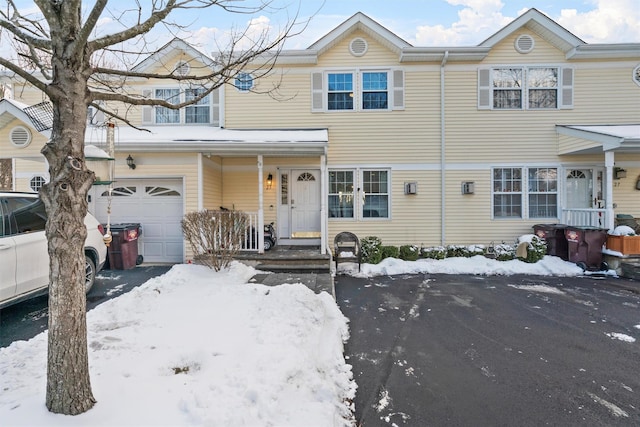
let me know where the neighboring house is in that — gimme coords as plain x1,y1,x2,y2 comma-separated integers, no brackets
1,8,639,263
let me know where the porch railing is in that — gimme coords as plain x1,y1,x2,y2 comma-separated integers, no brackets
561,208,609,229
240,211,259,252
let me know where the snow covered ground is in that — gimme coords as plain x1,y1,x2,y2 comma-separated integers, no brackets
0,254,613,426
0,263,356,426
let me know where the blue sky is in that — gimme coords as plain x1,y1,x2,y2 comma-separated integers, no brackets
1,0,638,62
172,0,640,51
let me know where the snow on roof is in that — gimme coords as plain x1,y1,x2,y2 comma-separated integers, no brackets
86,126,329,155
561,125,640,141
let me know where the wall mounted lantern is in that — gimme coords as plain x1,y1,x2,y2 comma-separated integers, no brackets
266,173,273,190
126,154,136,170
614,167,626,179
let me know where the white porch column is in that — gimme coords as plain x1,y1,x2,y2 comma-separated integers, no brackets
605,151,615,231
320,153,327,255
257,155,265,254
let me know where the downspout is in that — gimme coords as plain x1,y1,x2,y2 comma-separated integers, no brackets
320,146,328,255
440,50,449,246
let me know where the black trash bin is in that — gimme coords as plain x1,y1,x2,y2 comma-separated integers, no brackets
533,224,569,260
107,223,141,270
564,226,608,271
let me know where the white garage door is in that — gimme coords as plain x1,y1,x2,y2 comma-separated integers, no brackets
94,179,184,263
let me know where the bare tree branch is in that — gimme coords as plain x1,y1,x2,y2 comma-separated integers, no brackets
0,57,48,92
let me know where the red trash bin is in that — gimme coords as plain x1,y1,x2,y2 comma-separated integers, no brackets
107,223,141,270
564,226,608,271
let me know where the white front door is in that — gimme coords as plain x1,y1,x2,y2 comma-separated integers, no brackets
290,170,321,238
565,168,604,209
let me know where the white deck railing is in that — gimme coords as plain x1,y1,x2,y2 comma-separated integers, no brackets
561,208,609,228
240,211,259,251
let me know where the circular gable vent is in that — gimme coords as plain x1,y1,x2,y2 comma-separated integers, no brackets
633,64,640,87
10,126,32,148
515,34,535,54
349,37,368,57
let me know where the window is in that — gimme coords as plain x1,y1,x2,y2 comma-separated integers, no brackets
493,168,522,218
312,69,404,112
527,68,557,109
327,73,354,110
234,72,254,92
29,175,46,192
6,197,47,235
492,68,523,109
329,171,354,218
528,168,557,218
362,170,389,217
479,66,571,110
492,167,558,219
142,88,219,125
155,88,180,123
185,88,210,123
362,72,388,110
329,169,390,219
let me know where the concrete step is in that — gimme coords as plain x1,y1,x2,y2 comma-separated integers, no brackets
255,263,330,274
621,260,640,281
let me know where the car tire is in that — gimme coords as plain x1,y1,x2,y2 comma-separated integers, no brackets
84,254,96,293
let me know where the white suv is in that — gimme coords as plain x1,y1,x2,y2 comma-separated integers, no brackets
0,192,107,309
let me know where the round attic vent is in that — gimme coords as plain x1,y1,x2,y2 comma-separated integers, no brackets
174,60,190,76
515,34,535,54
10,126,31,148
633,64,640,87
349,37,368,57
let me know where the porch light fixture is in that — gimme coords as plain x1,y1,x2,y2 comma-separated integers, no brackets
614,167,626,179
266,173,273,190
126,154,136,170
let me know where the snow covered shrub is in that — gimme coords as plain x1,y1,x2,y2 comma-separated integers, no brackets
494,243,516,261
182,209,248,271
399,245,419,261
381,245,399,260
420,246,446,260
361,236,383,264
446,245,471,258
467,245,486,256
517,235,547,263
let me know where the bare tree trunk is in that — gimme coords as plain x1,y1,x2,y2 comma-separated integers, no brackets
40,6,96,413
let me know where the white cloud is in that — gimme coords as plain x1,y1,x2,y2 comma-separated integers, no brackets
412,0,639,46
556,0,640,43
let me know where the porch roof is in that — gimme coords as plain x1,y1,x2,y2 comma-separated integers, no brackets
556,124,640,155
88,126,328,156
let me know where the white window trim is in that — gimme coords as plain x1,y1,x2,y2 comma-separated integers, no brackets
234,72,255,92
313,67,404,113
29,174,48,192
491,166,559,220
478,65,573,110
328,167,392,220
142,86,219,125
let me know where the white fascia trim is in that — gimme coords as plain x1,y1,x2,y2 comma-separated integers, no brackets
567,44,640,59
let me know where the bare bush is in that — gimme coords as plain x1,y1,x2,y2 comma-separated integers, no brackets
181,209,249,271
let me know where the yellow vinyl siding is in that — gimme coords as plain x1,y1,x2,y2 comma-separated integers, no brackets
317,30,400,67
13,158,47,192
202,155,222,209
0,118,48,158
613,166,640,216
485,32,566,63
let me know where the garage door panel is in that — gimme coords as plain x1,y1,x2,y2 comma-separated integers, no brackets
94,179,184,263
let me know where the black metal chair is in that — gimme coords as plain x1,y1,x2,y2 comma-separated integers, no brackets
334,231,361,272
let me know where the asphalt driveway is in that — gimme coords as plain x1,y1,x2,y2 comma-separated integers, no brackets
335,273,640,426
